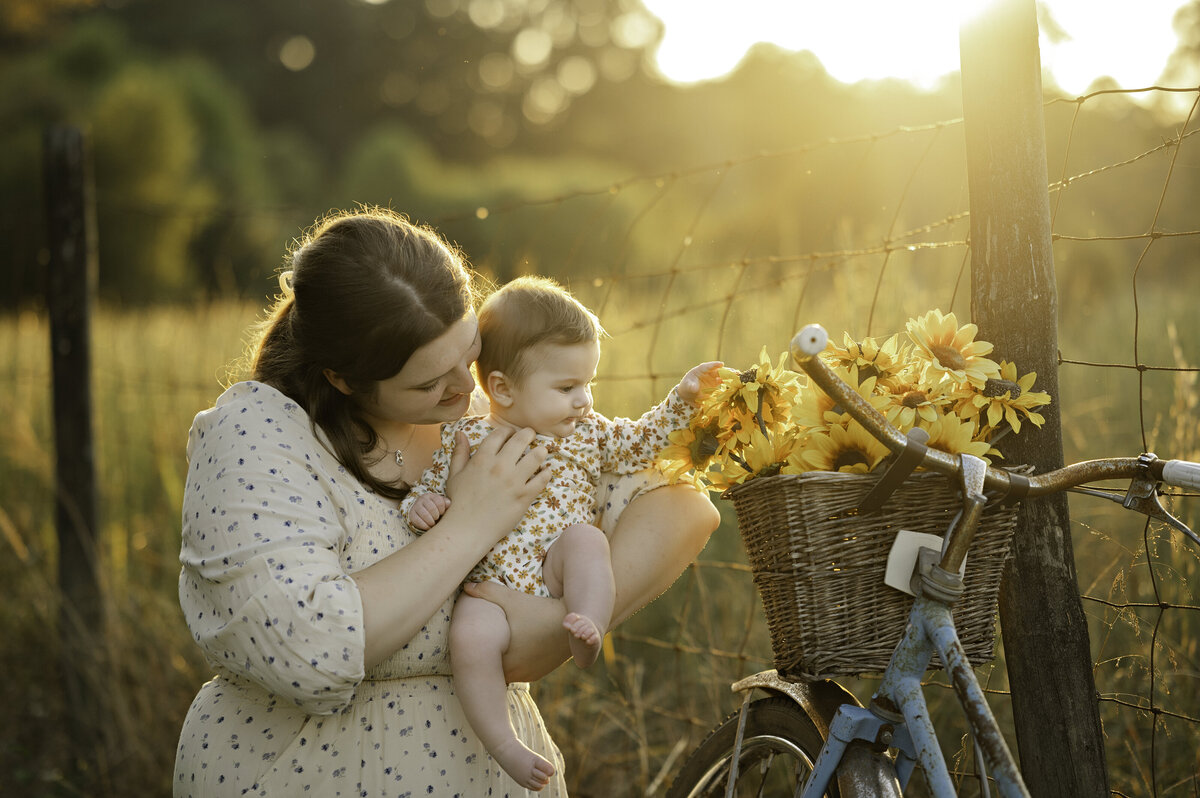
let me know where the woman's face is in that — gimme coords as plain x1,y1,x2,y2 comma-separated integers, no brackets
358,313,481,427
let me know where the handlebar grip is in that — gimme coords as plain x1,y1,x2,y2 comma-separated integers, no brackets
792,325,829,360
1162,459,1200,491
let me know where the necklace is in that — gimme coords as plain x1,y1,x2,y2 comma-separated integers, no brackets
391,425,416,469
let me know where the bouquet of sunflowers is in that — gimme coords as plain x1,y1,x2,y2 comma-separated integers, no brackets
658,309,1052,493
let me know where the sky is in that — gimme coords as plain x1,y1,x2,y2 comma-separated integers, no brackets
639,0,1191,95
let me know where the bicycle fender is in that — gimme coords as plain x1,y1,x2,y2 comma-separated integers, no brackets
732,670,902,798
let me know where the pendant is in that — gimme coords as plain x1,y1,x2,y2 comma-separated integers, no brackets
395,449,404,468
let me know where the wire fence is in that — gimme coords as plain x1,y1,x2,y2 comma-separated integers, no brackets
3,84,1199,796
428,84,1199,796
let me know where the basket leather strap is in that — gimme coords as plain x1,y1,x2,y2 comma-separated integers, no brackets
859,435,929,514
1002,471,1031,504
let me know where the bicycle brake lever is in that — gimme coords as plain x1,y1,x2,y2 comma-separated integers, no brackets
1122,474,1200,547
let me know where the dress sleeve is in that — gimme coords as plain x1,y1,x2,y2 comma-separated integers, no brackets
178,383,366,715
594,388,695,474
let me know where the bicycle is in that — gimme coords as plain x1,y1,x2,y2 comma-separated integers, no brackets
666,323,1200,798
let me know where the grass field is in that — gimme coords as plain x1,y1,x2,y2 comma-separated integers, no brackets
1,281,1197,796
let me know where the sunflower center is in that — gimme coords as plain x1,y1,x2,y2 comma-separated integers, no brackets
983,378,1021,399
693,431,720,459
901,390,928,408
929,344,966,370
834,448,870,470
739,368,758,384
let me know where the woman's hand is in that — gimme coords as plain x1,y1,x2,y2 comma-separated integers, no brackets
357,427,550,671
442,427,551,542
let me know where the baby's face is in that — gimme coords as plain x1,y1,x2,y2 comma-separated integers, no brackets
499,340,599,437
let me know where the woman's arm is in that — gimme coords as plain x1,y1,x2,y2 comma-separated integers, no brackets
467,483,720,682
355,426,551,669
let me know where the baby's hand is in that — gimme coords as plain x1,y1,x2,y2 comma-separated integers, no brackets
676,361,723,403
408,492,451,531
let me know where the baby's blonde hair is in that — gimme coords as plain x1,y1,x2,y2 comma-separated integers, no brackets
476,275,604,388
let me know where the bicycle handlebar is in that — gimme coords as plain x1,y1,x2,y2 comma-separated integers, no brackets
789,324,1200,503
1163,459,1200,491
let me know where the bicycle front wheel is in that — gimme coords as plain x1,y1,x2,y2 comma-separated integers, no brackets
667,695,837,798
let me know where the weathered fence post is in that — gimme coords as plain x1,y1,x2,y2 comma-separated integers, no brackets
959,2,1108,795
44,124,104,779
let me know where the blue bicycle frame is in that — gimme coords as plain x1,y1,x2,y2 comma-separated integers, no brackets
798,453,1029,798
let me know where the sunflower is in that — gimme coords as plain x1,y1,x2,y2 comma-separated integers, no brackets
667,310,1051,490
824,331,912,390
794,419,890,474
875,377,955,433
791,363,888,430
706,425,805,492
906,309,1000,388
918,410,992,459
658,425,721,488
698,347,801,449
957,360,1051,436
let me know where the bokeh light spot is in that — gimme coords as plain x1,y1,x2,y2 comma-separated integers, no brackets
467,0,505,29
523,75,568,124
479,52,515,89
424,0,458,19
557,56,597,95
611,11,658,49
513,27,553,68
279,35,316,72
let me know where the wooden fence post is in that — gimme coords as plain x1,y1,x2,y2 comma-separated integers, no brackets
959,2,1108,795
44,124,104,780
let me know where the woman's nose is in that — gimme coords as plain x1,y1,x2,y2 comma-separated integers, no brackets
448,364,475,394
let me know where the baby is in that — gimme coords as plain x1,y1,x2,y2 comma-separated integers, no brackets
402,275,719,789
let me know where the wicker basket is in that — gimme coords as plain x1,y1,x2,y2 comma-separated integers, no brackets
725,468,1024,680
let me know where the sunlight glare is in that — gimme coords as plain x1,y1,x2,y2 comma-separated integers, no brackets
640,0,1187,94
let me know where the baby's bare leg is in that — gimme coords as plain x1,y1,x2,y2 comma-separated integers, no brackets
543,523,614,669
450,594,555,790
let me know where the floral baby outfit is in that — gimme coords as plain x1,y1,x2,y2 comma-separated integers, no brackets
403,389,692,596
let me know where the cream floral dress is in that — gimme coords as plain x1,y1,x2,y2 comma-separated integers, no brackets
173,382,567,797
401,390,692,597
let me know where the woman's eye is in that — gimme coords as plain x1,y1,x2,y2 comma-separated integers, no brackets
419,382,440,393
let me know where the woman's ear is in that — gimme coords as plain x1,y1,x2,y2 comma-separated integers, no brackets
487,371,515,408
323,368,353,396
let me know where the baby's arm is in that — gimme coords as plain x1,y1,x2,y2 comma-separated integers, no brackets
596,361,723,473
398,423,459,533
674,361,723,403
407,492,451,531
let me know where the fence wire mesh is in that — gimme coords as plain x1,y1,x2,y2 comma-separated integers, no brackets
2,86,1198,796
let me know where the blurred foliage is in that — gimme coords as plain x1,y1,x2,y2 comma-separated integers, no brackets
0,0,97,38
3,0,1199,307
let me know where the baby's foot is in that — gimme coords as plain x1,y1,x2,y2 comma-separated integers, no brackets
564,611,604,669
491,736,555,791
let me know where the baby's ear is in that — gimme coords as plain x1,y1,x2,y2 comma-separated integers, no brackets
486,371,515,408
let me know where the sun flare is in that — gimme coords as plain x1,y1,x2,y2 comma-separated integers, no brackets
641,0,1188,94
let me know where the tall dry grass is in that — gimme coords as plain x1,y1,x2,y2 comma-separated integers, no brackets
1,279,1197,795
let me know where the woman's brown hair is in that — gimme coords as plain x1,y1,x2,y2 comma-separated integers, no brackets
249,207,477,499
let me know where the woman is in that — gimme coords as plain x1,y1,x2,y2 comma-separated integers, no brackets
173,207,719,796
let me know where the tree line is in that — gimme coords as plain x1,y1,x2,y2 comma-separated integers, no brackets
3,0,1196,307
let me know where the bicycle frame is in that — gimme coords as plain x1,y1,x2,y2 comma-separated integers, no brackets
726,672,903,796
799,589,1025,797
